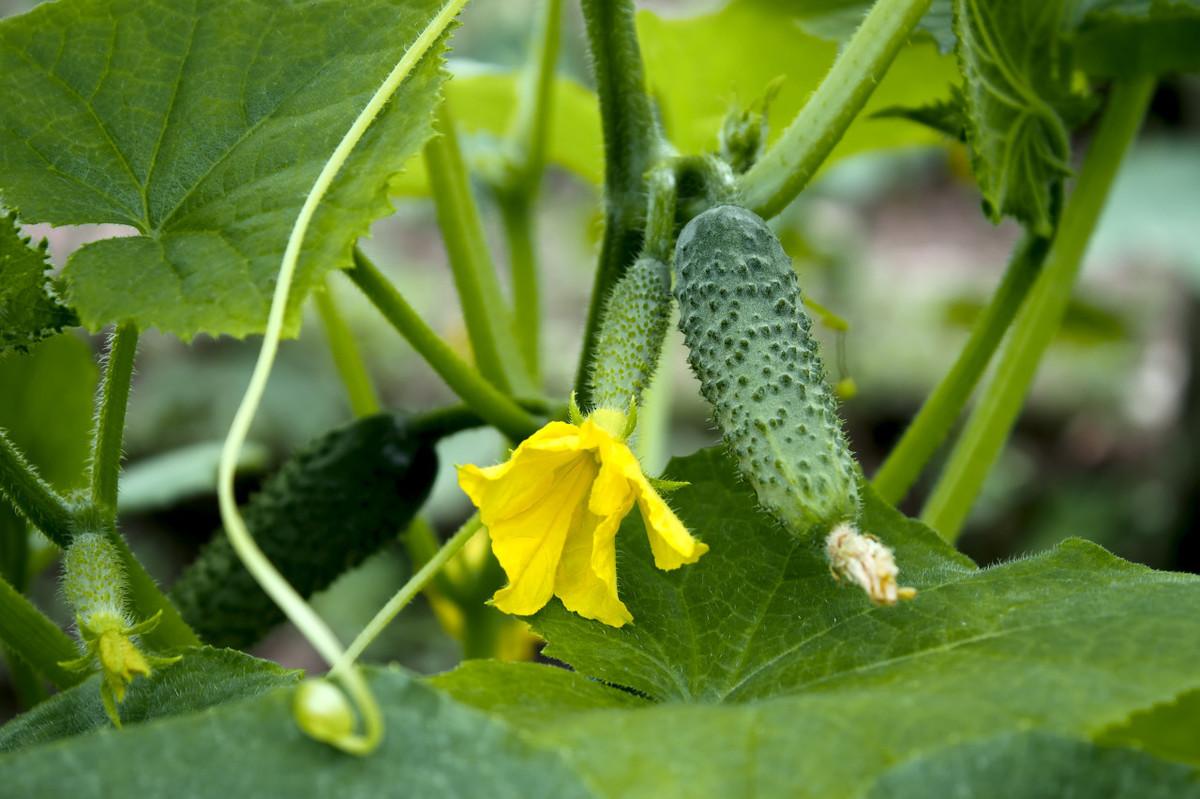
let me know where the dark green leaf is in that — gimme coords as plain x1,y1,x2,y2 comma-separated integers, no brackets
954,0,1092,234
0,667,591,798
0,214,76,355
0,647,298,753
435,448,1200,797
171,414,438,649
1073,0,1200,76
1097,688,1200,768
867,732,1200,798
0,0,450,339
872,86,968,141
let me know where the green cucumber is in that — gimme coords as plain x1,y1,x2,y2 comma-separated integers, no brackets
171,414,436,649
674,205,858,535
590,255,672,411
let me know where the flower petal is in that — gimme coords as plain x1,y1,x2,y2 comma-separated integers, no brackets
635,480,709,570
487,456,598,616
555,504,632,627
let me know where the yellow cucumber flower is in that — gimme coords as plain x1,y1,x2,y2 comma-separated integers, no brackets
457,408,708,627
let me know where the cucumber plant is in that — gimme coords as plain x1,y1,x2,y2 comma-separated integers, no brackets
0,0,1197,795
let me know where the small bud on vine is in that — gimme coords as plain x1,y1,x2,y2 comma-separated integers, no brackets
825,523,917,606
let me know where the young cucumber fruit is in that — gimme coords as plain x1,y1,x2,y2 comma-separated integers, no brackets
171,414,437,648
674,204,858,535
590,255,672,411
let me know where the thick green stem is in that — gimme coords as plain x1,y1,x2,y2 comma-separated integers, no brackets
573,0,662,407
738,0,933,219
0,430,75,548
872,233,1051,505
508,0,563,193
921,78,1155,540
314,281,382,417
335,514,482,671
89,323,137,523
0,573,84,688
424,103,531,395
498,196,542,384
348,248,541,441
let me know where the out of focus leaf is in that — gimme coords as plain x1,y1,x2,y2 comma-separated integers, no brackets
1073,0,1200,77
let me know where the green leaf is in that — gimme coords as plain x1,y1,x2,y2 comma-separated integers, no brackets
0,667,591,798
0,647,299,753
1073,0,1200,77
872,86,968,141
0,214,76,355
636,0,959,173
0,0,450,339
0,333,96,584
437,447,1200,797
1097,687,1200,768
391,63,604,194
954,0,1093,234
866,732,1200,797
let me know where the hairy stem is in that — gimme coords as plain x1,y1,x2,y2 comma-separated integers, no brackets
315,281,382,417
738,0,933,219
89,323,137,523
872,233,1051,505
573,0,662,407
921,78,1155,540
348,248,541,441
424,103,530,395
0,573,85,688
0,430,75,548
335,514,482,672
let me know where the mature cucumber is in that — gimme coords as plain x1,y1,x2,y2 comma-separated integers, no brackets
590,255,672,411
171,414,436,648
674,205,858,535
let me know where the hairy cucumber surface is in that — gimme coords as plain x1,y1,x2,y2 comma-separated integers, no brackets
171,414,436,648
675,205,858,534
590,255,672,411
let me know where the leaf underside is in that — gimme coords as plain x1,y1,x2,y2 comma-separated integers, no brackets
0,0,451,339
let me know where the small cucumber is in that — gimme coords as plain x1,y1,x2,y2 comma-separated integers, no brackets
171,414,436,649
590,255,672,411
62,532,128,629
674,205,858,535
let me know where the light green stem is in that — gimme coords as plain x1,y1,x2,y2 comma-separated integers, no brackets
872,234,1051,505
348,248,541,441
921,78,1155,540
215,0,469,756
314,280,382,417
335,514,482,672
0,573,84,688
89,323,137,523
498,196,542,384
738,0,933,219
0,430,75,548
424,103,531,395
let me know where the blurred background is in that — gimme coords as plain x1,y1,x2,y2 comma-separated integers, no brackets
1,0,1197,720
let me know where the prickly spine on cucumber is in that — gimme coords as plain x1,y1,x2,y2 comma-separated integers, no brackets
62,531,129,630
674,204,859,536
590,255,672,411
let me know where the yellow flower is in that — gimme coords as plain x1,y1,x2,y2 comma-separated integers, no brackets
457,410,708,627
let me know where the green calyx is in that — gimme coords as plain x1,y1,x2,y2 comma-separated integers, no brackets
674,205,859,536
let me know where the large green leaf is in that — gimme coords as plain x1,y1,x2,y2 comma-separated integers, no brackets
636,0,958,172
0,0,450,339
954,0,1091,234
434,447,1200,797
0,647,298,753
1073,0,1200,77
0,666,591,798
0,214,76,355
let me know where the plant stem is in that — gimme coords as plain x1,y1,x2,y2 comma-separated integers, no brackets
0,573,85,688
314,281,382,417
921,78,1155,541
348,249,542,441
573,0,662,407
424,103,531,395
738,0,933,219
872,233,1051,506
0,430,75,548
335,514,482,671
89,323,137,524
498,196,542,384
